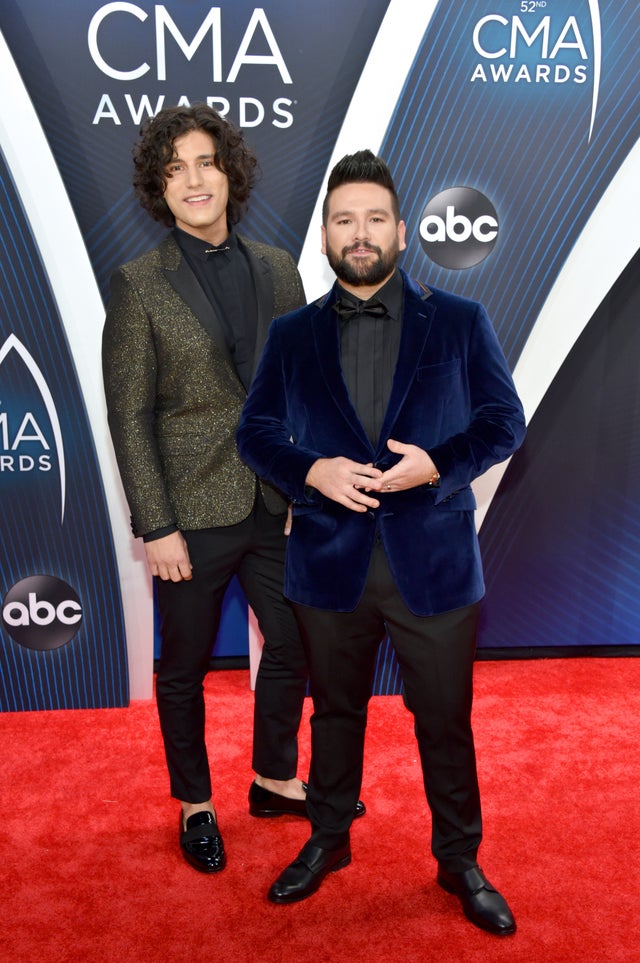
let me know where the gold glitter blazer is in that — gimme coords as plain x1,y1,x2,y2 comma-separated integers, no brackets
102,232,305,536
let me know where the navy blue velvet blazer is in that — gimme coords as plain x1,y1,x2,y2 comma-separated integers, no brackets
237,270,526,615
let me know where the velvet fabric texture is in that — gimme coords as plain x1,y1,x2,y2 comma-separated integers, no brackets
237,271,526,614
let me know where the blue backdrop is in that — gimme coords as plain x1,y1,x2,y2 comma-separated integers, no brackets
1,0,639,707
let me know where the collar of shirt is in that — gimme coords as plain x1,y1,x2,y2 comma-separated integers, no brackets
173,226,237,261
335,267,403,322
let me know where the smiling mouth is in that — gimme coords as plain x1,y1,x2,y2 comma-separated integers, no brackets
185,194,212,204
346,244,379,257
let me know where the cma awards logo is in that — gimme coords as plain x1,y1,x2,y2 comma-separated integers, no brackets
1,575,83,651
0,334,66,523
88,4,294,129
419,187,499,270
470,2,602,141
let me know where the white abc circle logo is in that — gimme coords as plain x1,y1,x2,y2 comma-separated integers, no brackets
1,575,83,650
419,186,499,269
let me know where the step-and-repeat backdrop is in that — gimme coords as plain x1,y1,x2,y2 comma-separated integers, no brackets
1,0,638,708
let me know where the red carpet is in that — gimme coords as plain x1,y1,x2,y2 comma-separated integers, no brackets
1,658,639,962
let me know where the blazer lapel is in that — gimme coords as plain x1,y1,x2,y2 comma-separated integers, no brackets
241,238,275,376
311,291,374,453
376,274,435,456
158,235,238,374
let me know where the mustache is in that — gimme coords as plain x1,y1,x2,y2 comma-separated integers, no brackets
342,241,382,256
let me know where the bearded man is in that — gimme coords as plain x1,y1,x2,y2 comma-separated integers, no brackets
237,150,525,934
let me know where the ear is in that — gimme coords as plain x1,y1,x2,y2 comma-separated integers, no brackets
397,219,407,252
321,224,327,255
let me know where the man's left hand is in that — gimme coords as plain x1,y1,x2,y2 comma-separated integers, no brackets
374,438,438,492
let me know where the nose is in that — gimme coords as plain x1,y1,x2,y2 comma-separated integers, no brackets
185,163,204,188
353,220,370,241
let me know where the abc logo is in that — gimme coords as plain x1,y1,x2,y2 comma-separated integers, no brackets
1,575,83,651
419,186,499,269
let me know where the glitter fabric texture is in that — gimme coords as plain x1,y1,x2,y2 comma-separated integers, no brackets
102,233,305,535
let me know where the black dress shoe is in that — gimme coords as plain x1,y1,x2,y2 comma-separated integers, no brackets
268,840,351,903
180,810,226,873
249,781,366,819
437,865,516,935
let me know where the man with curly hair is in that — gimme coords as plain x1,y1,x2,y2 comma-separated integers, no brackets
102,104,337,873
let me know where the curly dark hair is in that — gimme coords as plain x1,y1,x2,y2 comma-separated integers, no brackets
322,149,401,224
132,104,258,228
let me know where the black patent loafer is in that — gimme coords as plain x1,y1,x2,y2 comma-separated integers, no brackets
249,781,366,819
180,810,226,873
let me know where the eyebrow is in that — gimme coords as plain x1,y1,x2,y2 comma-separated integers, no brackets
330,207,390,219
167,153,216,163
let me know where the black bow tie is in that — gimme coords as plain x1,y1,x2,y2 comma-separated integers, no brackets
333,296,387,320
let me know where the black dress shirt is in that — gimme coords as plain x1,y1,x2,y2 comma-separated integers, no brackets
336,269,404,445
174,227,258,392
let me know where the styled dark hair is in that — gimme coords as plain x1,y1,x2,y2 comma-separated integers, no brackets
322,149,401,224
132,104,258,228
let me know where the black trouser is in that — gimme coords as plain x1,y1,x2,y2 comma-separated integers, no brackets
155,493,307,802
293,541,482,872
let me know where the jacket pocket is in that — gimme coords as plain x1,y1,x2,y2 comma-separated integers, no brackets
435,487,477,510
416,358,461,382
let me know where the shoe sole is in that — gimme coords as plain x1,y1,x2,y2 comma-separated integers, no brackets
249,806,307,818
250,805,366,819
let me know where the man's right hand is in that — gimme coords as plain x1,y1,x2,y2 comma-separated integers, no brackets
144,531,193,582
305,457,383,512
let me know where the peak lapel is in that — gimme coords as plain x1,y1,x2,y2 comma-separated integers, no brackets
159,235,238,375
241,239,274,378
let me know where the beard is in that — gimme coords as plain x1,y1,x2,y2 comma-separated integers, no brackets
326,239,399,288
